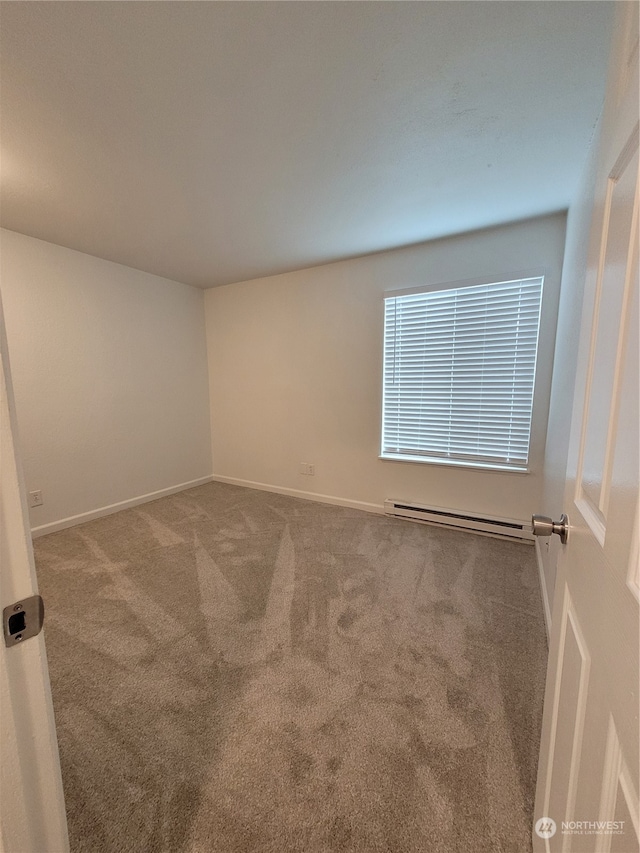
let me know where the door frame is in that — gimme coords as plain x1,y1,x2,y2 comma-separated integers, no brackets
0,291,69,853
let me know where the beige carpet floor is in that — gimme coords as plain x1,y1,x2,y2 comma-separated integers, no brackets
34,481,547,853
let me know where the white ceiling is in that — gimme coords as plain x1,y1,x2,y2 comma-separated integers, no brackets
0,2,612,289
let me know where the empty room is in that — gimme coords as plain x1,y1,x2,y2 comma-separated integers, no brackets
1,2,638,852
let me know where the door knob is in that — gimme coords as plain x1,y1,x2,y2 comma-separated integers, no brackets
531,513,569,544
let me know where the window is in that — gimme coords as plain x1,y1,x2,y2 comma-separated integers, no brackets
381,276,544,471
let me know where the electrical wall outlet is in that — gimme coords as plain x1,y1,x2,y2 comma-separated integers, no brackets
29,490,44,508
299,462,315,476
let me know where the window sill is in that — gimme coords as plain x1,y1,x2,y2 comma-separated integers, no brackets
378,453,530,474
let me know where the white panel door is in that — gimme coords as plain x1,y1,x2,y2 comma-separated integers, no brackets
534,4,639,852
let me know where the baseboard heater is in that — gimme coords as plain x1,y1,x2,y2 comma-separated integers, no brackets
384,499,535,543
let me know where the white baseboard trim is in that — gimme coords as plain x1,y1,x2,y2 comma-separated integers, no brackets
534,538,552,641
211,475,385,515
30,475,214,538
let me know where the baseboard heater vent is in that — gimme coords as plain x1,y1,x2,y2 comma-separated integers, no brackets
384,499,534,542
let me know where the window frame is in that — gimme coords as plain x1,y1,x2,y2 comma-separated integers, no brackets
379,271,547,474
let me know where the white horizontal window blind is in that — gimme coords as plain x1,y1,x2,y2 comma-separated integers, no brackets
382,276,544,470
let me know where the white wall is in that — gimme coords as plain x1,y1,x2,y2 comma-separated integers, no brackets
1,229,212,532
536,128,602,623
205,213,566,521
